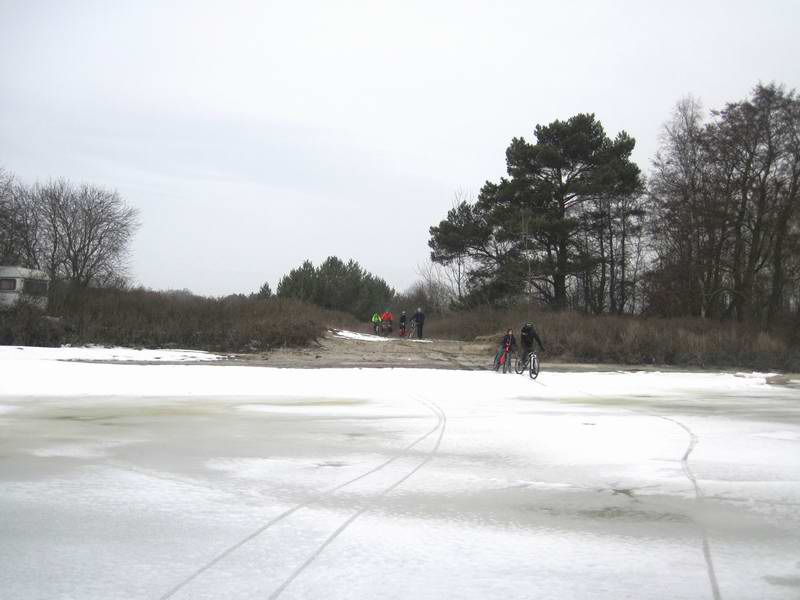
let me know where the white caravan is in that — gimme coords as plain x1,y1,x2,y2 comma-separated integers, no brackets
0,266,50,309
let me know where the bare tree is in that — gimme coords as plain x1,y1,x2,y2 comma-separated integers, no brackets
575,189,647,315
31,180,140,286
713,84,800,323
0,167,15,262
649,96,737,318
442,189,472,301
648,85,800,326
415,260,456,313
766,90,800,329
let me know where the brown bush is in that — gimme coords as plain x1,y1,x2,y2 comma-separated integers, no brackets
0,301,68,347
1,286,360,352
425,305,798,371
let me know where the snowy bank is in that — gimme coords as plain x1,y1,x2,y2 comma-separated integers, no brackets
0,345,223,363
0,357,787,403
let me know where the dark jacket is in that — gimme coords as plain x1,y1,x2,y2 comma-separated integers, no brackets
501,333,517,352
520,324,544,351
400,314,407,324
413,310,425,324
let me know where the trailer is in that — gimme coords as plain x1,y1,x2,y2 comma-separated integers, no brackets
0,266,50,310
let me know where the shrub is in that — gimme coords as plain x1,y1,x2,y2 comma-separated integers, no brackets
0,301,67,347
1,285,359,352
425,305,798,371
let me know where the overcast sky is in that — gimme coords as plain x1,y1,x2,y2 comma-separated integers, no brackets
1,1,798,295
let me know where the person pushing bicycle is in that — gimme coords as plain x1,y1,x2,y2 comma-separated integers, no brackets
494,328,518,372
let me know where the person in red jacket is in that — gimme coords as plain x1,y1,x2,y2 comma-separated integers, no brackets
380,309,394,334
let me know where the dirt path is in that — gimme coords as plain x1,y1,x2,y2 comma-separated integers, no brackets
224,329,492,370
69,329,799,381
220,329,729,374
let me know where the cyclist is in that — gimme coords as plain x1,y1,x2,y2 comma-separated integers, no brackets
494,328,518,372
520,322,545,362
371,311,382,335
399,310,407,337
381,308,394,334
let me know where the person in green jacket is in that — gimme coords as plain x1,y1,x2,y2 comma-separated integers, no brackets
371,311,382,335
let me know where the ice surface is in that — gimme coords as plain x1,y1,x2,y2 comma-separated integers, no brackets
0,354,798,599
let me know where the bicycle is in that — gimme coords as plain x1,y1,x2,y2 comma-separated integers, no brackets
514,349,540,379
493,343,516,374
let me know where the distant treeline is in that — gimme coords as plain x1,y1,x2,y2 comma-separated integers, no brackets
427,83,800,341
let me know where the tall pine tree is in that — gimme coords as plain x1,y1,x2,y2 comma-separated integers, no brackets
430,114,642,308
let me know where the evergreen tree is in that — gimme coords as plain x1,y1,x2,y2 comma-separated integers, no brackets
276,257,394,319
276,260,318,303
255,282,272,299
430,114,642,308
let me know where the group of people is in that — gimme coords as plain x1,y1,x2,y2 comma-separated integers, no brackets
495,322,545,371
367,310,543,366
371,308,426,339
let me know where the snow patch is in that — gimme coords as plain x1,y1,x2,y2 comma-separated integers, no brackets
332,329,392,342
0,362,784,401
0,345,223,363
331,329,433,343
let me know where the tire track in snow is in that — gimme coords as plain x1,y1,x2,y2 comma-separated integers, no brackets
158,395,445,600
267,395,447,599
534,378,722,600
654,414,721,600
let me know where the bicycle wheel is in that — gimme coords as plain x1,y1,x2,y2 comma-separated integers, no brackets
529,353,540,379
514,354,526,374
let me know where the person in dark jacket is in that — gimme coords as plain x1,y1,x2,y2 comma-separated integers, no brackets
412,307,425,339
399,310,407,337
520,322,545,360
494,328,517,372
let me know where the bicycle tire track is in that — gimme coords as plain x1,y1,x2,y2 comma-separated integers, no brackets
654,414,721,600
268,395,447,600
157,396,444,600
538,379,722,600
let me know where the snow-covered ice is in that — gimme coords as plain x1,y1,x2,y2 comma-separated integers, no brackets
0,352,798,599
0,345,223,362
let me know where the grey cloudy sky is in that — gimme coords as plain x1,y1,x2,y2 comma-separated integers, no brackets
1,0,798,295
